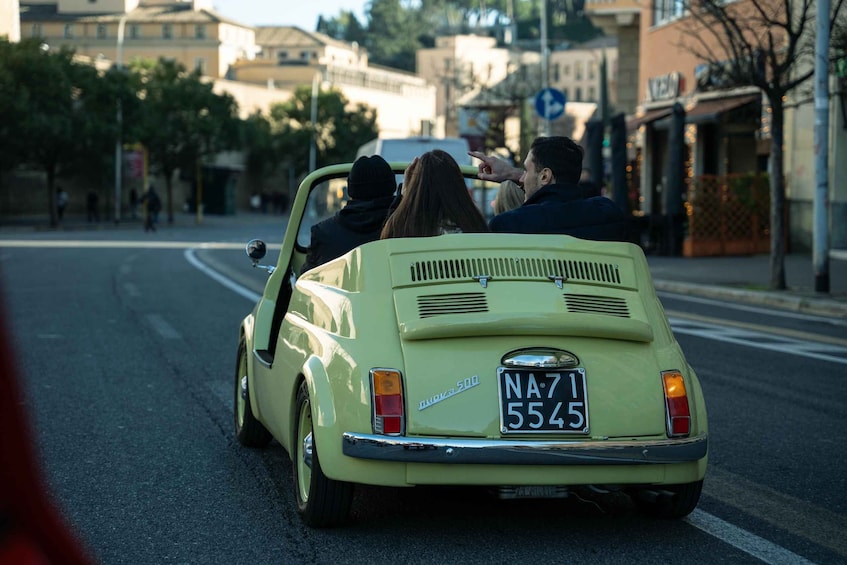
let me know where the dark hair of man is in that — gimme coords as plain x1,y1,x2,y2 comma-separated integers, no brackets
529,136,584,185
381,149,490,238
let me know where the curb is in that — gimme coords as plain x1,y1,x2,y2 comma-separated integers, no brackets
653,279,847,319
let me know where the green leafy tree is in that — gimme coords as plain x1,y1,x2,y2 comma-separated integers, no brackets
675,0,846,290
241,111,277,182
0,39,116,226
268,85,378,177
363,0,425,70
130,59,240,223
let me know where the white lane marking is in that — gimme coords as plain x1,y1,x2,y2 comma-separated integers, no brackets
686,509,816,565
704,467,847,557
146,314,181,340
658,291,847,327
669,317,847,365
183,248,261,303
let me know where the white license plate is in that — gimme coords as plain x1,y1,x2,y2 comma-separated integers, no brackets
497,368,589,434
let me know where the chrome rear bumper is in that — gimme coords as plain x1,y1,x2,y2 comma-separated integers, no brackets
342,432,707,466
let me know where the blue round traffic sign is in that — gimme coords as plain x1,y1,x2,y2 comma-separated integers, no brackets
535,88,567,120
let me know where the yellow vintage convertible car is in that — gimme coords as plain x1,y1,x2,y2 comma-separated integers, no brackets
234,163,708,527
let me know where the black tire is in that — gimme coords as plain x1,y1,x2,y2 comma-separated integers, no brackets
631,480,703,519
234,338,272,448
292,380,354,528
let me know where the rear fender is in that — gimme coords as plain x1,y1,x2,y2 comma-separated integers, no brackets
293,356,339,461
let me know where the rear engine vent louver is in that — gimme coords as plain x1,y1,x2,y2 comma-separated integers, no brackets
417,293,489,318
564,294,630,317
409,257,621,285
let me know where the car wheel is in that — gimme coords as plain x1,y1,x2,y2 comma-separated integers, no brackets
293,380,353,528
234,338,272,448
631,480,703,519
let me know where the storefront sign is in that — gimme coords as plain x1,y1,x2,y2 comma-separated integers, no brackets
647,72,683,102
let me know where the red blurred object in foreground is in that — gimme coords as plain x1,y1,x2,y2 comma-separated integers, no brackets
0,289,92,565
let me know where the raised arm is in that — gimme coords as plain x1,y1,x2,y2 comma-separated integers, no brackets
468,151,523,184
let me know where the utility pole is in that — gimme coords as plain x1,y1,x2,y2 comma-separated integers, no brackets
309,72,319,173
541,0,550,136
814,0,831,292
114,12,128,224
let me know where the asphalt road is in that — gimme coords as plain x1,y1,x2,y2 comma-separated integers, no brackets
1,221,845,564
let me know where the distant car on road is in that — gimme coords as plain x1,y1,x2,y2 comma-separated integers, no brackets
234,162,709,527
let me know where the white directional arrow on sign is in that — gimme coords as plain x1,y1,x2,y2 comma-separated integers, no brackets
542,90,564,119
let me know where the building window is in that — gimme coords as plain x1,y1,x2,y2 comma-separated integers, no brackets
575,62,583,80
129,24,141,39
300,51,310,60
277,50,288,64
564,64,570,76
162,24,173,39
195,25,206,39
575,87,582,102
653,0,685,25
588,61,596,80
195,58,206,74
552,63,560,82
31,23,43,37
562,87,569,101
588,86,596,101
97,24,107,39
64,24,74,39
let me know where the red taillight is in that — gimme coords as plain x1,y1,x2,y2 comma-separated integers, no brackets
662,370,691,437
371,369,404,435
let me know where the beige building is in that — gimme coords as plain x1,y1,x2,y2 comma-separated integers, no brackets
1,0,21,40
19,0,257,78
417,34,513,137
548,36,618,109
584,0,639,115
231,26,437,138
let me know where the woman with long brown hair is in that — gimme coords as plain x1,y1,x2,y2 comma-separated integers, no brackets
380,149,489,238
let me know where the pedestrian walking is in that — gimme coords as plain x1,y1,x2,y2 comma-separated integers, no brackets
140,185,161,232
55,187,69,222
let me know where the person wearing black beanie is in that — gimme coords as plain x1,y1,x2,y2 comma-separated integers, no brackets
301,155,397,274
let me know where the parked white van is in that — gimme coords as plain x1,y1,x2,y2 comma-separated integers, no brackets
355,136,472,168
355,136,494,216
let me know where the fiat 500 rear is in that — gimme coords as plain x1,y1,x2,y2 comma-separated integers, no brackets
234,165,707,528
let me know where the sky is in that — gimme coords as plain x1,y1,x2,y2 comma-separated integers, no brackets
211,0,369,30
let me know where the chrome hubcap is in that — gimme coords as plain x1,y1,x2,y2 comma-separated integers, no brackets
302,432,313,469
240,375,248,399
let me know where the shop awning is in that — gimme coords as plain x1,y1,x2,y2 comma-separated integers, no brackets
685,94,760,124
627,106,674,130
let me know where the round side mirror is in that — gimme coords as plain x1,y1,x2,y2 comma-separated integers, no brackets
245,239,267,260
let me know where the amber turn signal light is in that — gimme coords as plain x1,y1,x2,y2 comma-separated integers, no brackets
662,370,691,437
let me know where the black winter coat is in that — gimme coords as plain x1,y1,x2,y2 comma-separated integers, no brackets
301,196,394,274
488,182,628,242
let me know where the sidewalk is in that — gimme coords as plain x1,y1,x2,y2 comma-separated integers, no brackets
3,213,846,318
647,252,847,318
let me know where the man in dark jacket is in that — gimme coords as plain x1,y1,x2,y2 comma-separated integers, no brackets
301,155,397,274
470,136,627,241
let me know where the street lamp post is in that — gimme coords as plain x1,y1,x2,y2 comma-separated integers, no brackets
114,13,128,224
540,0,550,136
308,72,320,173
